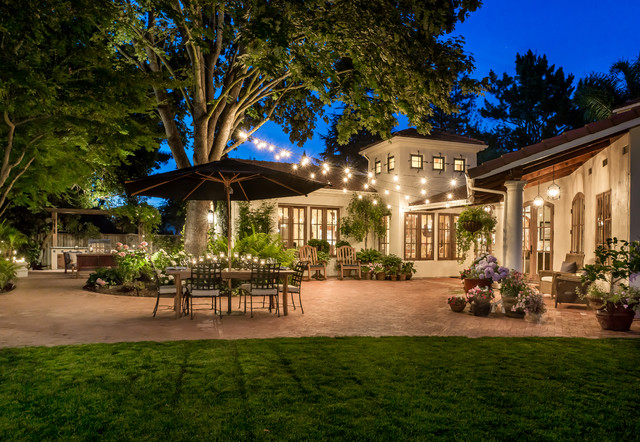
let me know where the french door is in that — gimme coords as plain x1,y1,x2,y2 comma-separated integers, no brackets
522,202,554,279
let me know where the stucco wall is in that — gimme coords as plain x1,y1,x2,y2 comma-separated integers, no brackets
521,133,631,271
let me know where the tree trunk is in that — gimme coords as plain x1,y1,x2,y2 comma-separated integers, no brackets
184,200,209,256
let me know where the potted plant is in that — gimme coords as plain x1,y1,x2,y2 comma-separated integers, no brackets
357,249,383,279
461,254,509,293
581,238,640,331
371,262,386,280
499,270,527,318
401,261,417,280
507,283,547,321
466,286,494,317
381,254,402,280
447,295,467,312
455,206,497,263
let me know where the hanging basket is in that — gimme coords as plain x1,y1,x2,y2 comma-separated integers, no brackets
462,220,483,233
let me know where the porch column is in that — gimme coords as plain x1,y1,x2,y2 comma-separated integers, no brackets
504,180,526,271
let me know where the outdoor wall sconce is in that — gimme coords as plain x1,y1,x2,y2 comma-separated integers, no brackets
546,166,560,200
207,209,214,224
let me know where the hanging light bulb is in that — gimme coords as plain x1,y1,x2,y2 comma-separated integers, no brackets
384,190,389,195
358,194,363,199
533,180,544,207
364,184,369,189
395,184,401,191
421,178,427,184
450,178,457,186
420,189,426,195
547,165,560,200
292,164,298,170
387,204,391,209
372,200,378,205
310,173,316,179
425,199,430,204
371,179,376,185
447,193,453,200
393,175,399,182
404,195,410,200
344,167,350,174
368,172,373,178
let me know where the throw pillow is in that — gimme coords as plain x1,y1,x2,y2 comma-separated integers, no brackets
559,261,578,273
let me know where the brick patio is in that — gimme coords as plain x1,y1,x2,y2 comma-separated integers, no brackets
0,271,638,348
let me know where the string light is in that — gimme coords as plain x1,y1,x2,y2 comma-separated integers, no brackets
421,178,427,184
450,178,457,186
310,173,316,179
387,204,391,209
425,199,430,204
364,184,369,189
358,194,363,199
420,189,426,195
395,184,400,191
368,172,373,178
372,200,378,205
393,175,399,182
447,193,453,199
384,190,389,195
371,179,376,184
343,177,348,182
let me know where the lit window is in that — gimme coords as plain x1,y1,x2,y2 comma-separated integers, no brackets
278,206,306,248
375,160,381,174
387,156,395,172
438,214,459,260
411,154,423,169
454,158,466,172
404,213,434,260
310,207,340,255
433,156,445,171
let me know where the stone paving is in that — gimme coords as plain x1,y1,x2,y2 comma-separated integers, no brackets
0,271,638,348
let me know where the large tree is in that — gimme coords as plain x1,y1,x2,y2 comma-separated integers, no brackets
0,0,160,217
111,0,482,254
574,54,640,122
476,50,582,162
320,112,381,171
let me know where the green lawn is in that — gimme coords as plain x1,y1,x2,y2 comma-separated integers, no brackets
1,337,639,440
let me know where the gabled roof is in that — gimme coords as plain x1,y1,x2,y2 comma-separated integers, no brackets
233,159,371,193
468,104,640,179
360,128,485,152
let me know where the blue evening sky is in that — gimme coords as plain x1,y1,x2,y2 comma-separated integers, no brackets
163,0,640,168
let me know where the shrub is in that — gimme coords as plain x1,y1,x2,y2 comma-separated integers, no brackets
335,240,351,248
0,259,18,291
307,239,330,253
357,248,383,264
381,254,402,274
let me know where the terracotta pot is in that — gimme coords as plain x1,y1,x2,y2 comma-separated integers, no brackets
449,302,466,313
501,296,525,318
398,274,407,281
463,278,493,293
375,272,386,281
388,274,398,281
595,307,635,331
473,301,492,317
406,273,413,280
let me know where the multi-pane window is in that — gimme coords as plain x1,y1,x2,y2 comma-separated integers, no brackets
387,156,395,171
438,214,459,260
404,213,434,260
411,154,423,169
571,193,585,254
375,160,382,174
378,215,390,255
433,156,445,171
278,206,306,248
454,158,466,172
596,190,611,249
311,207,340,255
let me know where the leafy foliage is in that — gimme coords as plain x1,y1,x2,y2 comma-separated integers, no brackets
476,50,582,162
0,221,28,258
320,112,381,170
574,54,640,122
111,203,161,236
236,202,275,239
307,239,330,254
340,195,390,248
0,0,160,216
0,259,18,291
356,248,383,264
455,206,497,262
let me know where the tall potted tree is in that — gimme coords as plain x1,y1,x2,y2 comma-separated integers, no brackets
582,238,640,331
340,195,391,249
455,206,497,263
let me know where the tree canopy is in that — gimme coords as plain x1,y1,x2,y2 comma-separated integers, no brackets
111,0,482,254
476,50,582,162
0,0,162,217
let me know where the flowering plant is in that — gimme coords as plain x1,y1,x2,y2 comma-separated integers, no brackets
371,262,385,275
461,254,509,282
447,295,466,307
511,285,547,314
466,285,494,304
500,270,527,298
112,242,151,283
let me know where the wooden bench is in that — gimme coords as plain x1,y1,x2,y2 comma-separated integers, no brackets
298,245,326,281
336,246,361,280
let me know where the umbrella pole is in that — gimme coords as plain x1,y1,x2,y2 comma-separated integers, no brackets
226,186,233,314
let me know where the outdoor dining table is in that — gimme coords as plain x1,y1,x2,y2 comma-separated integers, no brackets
165,267,295,318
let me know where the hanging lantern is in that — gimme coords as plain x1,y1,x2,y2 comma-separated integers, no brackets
546,165,560,200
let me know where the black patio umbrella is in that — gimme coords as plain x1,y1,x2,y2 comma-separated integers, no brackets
124,157,328,267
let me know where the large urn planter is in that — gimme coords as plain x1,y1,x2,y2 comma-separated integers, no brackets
463,278,493,293
595,307,635,331
501,296,525,318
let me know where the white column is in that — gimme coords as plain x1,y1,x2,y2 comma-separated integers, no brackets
504,180,526,271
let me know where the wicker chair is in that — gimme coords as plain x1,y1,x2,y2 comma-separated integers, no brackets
552,273,592,308
539,253,584,297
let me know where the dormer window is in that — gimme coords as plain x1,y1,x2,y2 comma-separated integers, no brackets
454,158,466,172
387,155,395,172
410,154,423,169
375,160,382,174
433,156,445,171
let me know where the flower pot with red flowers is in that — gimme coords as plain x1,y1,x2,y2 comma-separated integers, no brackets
447,295,467,312
466,286,495,317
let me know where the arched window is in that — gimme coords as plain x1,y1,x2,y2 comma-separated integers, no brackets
571,193,585,254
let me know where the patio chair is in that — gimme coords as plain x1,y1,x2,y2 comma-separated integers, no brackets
150,261,184,317
241,263,281,317
298,245,326,281
336,246,361,280
63,252,77,276
278,261,307,314
539,253,584,297
553,273,592,308
185,262,226,319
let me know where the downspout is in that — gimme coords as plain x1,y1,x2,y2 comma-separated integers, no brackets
466,177,508,264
